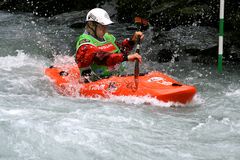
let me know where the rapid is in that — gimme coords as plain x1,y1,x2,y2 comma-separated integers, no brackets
0,11,240,160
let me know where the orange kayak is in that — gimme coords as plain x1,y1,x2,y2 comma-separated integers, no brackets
45,64,196,104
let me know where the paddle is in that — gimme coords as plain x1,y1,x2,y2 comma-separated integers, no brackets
133,17,149,90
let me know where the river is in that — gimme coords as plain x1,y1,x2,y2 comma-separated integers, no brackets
0,11,240,160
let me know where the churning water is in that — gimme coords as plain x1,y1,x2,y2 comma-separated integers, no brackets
0,11,240,160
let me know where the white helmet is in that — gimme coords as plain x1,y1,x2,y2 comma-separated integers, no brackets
86,8,114,25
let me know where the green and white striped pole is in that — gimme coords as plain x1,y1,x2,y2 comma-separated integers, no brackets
218,0,224,73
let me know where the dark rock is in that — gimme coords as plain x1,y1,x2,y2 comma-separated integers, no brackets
47,10,88,27
116,0,240,33
0,0,72,16
70,22,86,29
157,49,177,63
150,25,240,64
191,46,218,64
116,0,151,22
0,0,97,17
149,0,218,31
153,25,240,64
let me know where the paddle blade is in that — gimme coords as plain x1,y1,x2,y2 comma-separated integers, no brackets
134,17,149,31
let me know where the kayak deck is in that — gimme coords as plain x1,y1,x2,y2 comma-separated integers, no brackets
45,65,196,104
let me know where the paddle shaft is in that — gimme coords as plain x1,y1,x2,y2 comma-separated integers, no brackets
134,33,141,89
133,17,149,90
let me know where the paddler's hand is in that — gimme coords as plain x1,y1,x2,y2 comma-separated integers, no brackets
127,53,142,63
132,31,144,43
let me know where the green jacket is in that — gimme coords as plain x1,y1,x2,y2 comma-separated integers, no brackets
76,32,126,78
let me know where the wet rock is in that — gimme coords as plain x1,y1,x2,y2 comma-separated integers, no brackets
116,0,240,32
0,0,97,17
157,49,176,63
0,0,72,16
0,0,5,6
191,46,218,64
47,10,88,27
47,0,118,28
116,0,151,22
151,25,240,64
116,0,240,63
149,26,217,62
148,0,218,31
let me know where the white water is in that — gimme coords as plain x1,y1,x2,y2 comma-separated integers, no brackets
0,11,240,160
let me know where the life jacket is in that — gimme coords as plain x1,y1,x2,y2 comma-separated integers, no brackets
76,32,126,78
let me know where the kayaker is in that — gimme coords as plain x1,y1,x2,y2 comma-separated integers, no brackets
75,8,144,82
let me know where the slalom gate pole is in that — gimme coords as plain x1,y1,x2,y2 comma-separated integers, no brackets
218,0,224,73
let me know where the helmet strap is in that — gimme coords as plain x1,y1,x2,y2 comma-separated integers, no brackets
87,22,98,38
